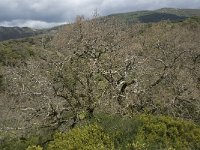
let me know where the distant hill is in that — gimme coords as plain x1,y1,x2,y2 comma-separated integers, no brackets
0,25,66,42
0,26,44,41
156,8,200,17
108,8,200,23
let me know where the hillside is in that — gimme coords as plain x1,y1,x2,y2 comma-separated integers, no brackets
109,8,200,23
157,8,200,17
0,26,45,41
0,12,200,149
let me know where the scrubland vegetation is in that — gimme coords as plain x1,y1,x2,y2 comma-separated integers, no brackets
0,13,200,149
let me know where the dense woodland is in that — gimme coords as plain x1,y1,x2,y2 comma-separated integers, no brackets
0,12,200,149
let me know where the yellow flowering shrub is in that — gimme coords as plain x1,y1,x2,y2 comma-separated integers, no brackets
26,145,43,150
47,124,114,150
127,115,200,150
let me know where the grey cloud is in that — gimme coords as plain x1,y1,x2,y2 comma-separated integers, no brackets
0,0,200,28
0,19,66,29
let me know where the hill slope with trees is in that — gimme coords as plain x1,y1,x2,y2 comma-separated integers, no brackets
109,8,200,23
0,13,200,149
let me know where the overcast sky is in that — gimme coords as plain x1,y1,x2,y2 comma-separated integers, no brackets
0,0,200,28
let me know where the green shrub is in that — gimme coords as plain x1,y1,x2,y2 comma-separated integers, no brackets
0,41,35,66
91,113,200,150
92,113,141,149
1,114,200,150
0,131,41,150
47,124,114,150
128,115,200,150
